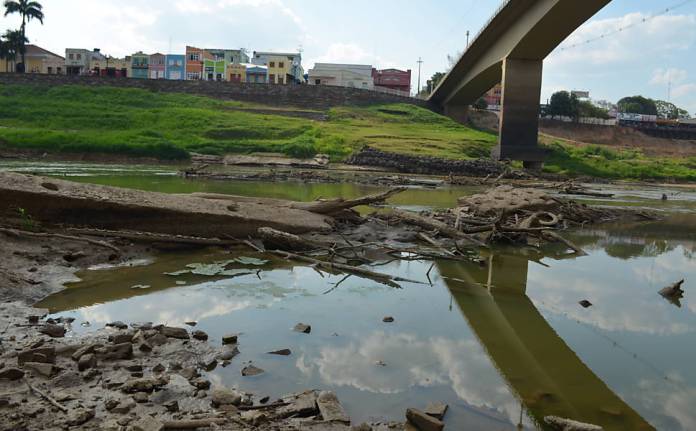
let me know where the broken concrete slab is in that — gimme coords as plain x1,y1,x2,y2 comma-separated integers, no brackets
317,391,350,424
406,408,444,431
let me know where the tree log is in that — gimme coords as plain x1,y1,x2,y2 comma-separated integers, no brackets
391,209,488,248
258,227,324,251
0,227,120,253
291,187,406,215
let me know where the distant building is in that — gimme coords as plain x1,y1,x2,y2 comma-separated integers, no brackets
484,84,502,109
245,65,268,84
149,53,166,79
203,58,226,81
0,44,64,74
252,51,303,83
308,63,374,89
185,46,207,80
165,54,185,80
130,52,149,79
91,55,129,78
571,90,590,99
227,63,247,83
206,48,249,65
65,48,102,75
372,68,411,94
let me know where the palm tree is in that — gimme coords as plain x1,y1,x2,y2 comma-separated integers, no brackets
1,29,27,72
3,0,44,72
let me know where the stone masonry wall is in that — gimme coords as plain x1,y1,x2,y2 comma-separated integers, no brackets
0,73,433,111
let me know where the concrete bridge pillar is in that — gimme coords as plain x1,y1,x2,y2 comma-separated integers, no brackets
492,57,545,168
444,104,470,124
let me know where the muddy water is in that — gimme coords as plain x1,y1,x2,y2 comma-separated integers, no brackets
5,162,696,430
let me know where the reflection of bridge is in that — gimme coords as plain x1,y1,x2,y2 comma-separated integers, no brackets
437,254,654,430
429,0,611,167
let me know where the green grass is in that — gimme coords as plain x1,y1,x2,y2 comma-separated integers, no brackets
0,84,693,181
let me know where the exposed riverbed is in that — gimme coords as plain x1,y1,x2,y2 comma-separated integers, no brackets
2,161,696,430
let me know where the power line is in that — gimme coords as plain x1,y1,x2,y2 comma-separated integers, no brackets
558,0,696,52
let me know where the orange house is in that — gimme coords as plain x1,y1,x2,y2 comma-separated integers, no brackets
185,46,213,80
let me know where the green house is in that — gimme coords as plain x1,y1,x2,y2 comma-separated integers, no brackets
203,58,227,81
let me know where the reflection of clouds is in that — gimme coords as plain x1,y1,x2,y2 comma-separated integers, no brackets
529,247,696,335
299,331,524,425
634,376,696,431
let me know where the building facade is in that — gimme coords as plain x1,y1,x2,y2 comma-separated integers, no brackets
372,68,411,94
1,44,64,74
203,58,226,81
308,63,374,89
91,55,128,77
130,52,149,79
227,63,247,83
165,54,185,80
65,48,94,75
206,48,249,66
245,65,268,83
185,46,207,80
484,84,502,109
252,51,303,83
149,53,166,79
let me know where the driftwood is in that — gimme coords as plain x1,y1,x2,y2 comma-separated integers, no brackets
0,227,120,254
163,418,227,429
66,228,240,247
238,401,291,411
268,250,426,288
541,231,588,256
544,416,603,431
291,187,406,215
24,378,68,413
257,227,323,251
391,209,488,248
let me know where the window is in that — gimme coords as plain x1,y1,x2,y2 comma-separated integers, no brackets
77,54,82,60
279,62,284,68
269,62,275,68
315,79,321,85
68,53,74,60
187,72,200,80
278,77,284,85
269,74,275,83
189,53,200,61
57,67,62,74
47,67,53,74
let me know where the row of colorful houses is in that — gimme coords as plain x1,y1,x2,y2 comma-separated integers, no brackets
1,44,414,94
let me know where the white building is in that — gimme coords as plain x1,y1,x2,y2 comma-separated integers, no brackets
308,63,374,90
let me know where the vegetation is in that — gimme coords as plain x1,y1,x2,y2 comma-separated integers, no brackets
0,29,26,72
546,91,610,120
3,0,44,72
0,84,692,181
617,95,658,116
655,100,690,120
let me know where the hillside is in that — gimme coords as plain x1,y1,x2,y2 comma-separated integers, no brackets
0,84,694,181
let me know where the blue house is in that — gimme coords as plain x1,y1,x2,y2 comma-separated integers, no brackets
165,54,185,80
246,65,268,84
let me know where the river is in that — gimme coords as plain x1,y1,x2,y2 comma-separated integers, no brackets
3,161,696,430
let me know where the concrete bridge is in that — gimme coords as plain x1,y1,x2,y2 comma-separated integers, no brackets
429,0,611,167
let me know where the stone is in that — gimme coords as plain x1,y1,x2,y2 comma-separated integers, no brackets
317,391,350,423
218,346,240,361
71,343,101,361
185,321,197,327
294,323,312,334
121,376,168,393
191,330,208,341
191,378,211,390
197,356,217,372
160,326,189,339
147,334,169,347
277,391,319,418
579,300,593,308
179,367,199,380
406,408,444,431
163,400,179,412
131,416,164,431
66,408,95,426
18,346,55,365
111,397,136,413
98,343,133,361
211,387,242,407
222,334,238,345
133,392,149,403
383,316,395,323
152,363,165,373
23,362,55,378
241,365,265,377
104,399,119,411
125,364,143,372
109,333,135,344
268,348,292,356
106,321,128,330
241,410,269,426
0,367,25,380
424,402,448,420
78,353,97,371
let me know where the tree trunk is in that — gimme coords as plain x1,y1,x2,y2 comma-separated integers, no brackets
20,16,26,73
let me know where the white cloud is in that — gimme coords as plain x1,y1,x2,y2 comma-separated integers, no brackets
651,68,689,86
307,42,398,70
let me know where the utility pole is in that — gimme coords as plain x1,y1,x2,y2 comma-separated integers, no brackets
667,78,672,103
417,57,423,96
466,30,470,48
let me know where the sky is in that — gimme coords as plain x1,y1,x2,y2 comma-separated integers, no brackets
1,0,695,114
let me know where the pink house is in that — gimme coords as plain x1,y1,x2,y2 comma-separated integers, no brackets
149,53,166,79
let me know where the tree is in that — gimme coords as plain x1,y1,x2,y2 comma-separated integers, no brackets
474,97,488,110
617,96,657,116
654,100,690,120
548,91,574,118
578,100,610,119
1,29,27,72
3,0,44,72
422,72,446,96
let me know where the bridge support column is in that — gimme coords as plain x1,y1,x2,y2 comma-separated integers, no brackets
492,57,545,168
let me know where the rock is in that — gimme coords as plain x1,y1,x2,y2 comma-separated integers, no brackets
133,392,149,403
241,365,265,376
218,346,240,361
121,376,168,393
63,251,86,262
109,333,135,344
112,397,136,413
268,348,292,356
191,330,208,341
152,363,166,373
191,378,211,390
66,408,95,426
137,341,153,352
211,387,243,407
161,326,189,339
179,367,199,380
277,391,319,418
351,424,373,431
222,334,238,345
544,416,603,431
198,355,218,371
151,374,194,405
78,353,97,371
406,408,444,431
163,400,179,412
71,343,101,361
317,391,350,423
23,362,55,378
106,321,128,330
383,316,395,323
424,402,448,420
39,324,66,338
241,410,269,426
18,346,55,365
185,321,197,326
458,186,557,217
104,399,119,411
294,323,312,334
147,333,169,347
125,364,143,372
131,416,164,431
98,342,133,361
0,367,24,380
579,300,593,308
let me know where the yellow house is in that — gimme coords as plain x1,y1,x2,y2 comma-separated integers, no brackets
267,55,292,85
227,63,246,83
1,44,64,74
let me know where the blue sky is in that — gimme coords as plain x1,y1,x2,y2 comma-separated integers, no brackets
1,0,695,113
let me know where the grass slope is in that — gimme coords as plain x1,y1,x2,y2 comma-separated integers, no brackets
0,84,693,180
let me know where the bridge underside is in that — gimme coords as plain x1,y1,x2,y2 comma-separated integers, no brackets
429,0,612,166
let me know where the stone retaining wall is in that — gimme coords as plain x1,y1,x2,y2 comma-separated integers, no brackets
0,73,433,110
